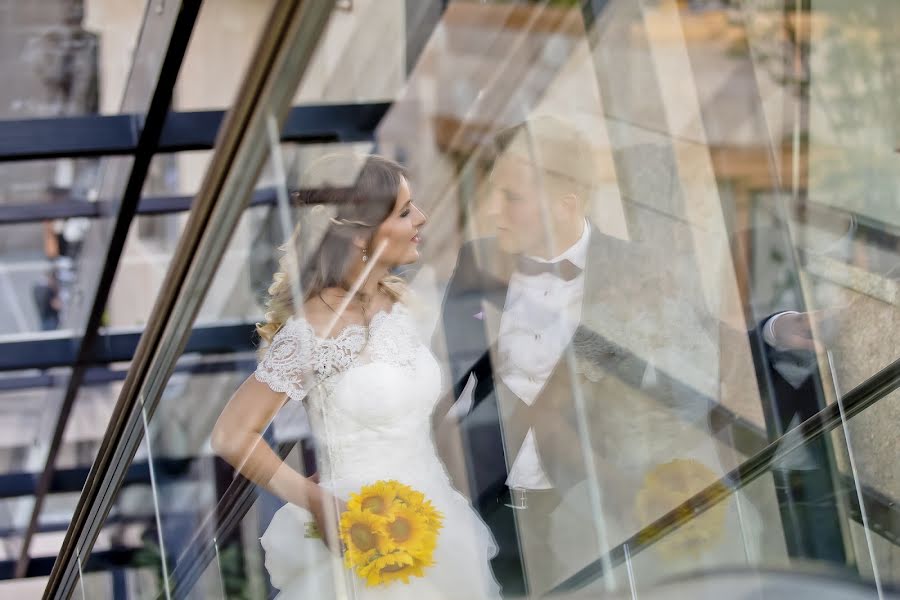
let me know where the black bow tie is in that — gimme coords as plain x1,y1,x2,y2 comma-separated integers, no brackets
515,256,582,281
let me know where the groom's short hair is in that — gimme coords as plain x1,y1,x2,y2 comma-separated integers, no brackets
487,115,600,204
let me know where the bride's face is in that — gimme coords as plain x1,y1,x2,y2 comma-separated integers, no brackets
369,177,427,267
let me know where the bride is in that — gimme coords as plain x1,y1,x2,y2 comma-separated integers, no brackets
211,154,500,599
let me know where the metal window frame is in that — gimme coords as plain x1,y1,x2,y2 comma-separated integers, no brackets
0,12,384,588
0,354,257,393
0,102,388,165
13,0,205,580
0,321,256,372
0,458,196,500
42,1,336,597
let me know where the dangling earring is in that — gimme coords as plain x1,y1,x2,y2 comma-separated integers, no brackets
362,247,368,263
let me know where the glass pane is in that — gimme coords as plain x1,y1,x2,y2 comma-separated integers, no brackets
113,0,190,117
829,388,900,588
64,0,208,335
0,367,72,558
107,199,269,330
85,459,167,598
144,363,251,582
45,1,900,599
567,389,899,595
799,0,900,389
173,0,276,112
30,375,124,562
0,158,99,206
173,0,403,112
0,159,100,336
0,3,102,121
105,143,375,331
84,2,157,116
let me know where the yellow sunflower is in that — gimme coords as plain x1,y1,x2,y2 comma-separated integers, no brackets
633,458,729,561
336,481,444,587
418,499,444,529
340,509,391,566
384,504,437,554
390,481,426,507
347,481,398,517
360,551,431,586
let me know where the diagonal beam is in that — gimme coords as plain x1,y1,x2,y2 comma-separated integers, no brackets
549,353,900,594
13,0,204,580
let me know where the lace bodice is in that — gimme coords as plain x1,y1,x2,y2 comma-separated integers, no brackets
256,304,502,599
254,303,443,484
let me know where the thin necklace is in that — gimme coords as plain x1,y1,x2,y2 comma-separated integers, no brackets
318,291,370,333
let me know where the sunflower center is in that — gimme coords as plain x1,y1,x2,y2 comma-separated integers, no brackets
381,563,408,573
389,518,411,542
349,524,377,551
361,496,386,514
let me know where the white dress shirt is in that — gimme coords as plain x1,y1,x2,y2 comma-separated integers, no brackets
499,221,591,490
495,222,791,490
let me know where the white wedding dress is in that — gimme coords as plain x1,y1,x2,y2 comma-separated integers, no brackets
254,302,501,600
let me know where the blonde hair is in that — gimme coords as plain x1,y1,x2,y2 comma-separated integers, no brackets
256,154,408,345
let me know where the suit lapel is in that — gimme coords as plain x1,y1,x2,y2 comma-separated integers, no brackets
465,225,638,405
479,225,617,406
471,240,514,346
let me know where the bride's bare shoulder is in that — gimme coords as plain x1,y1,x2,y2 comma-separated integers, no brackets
297,296,339,338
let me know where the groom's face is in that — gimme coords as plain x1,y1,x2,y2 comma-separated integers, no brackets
487,155,565,257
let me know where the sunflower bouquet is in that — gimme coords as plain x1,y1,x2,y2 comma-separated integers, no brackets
309,480,444,587
633,458,729,561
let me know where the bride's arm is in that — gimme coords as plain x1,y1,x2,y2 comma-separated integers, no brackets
211,374,318,511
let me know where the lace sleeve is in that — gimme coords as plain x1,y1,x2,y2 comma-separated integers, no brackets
254,319,313,403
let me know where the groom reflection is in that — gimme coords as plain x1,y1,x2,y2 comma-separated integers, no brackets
435,116,719,596
436,110,873,597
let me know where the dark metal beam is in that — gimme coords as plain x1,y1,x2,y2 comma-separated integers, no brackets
0,458,196,499
14,0,204,580
0,549,140,580
0,114,137,161
0,356,256,392
0,512,163,541
1,184,275,224
0,321,257,372
0,102,388,163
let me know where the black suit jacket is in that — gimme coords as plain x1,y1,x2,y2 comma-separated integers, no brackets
435,226,717,512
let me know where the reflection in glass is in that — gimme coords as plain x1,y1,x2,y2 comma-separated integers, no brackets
27,1,900,599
